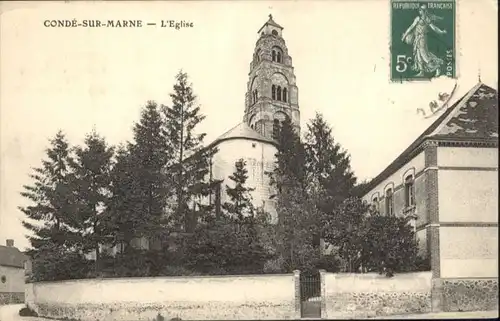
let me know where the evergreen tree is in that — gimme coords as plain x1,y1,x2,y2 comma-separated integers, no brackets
267,117,321,272
162,71,216,232
304,113,357,212
268,116,306,196
104,145,142,252
19,131,83,280
68,130,114,274
222,159,256,224
276,184,323,272
129,100,172,240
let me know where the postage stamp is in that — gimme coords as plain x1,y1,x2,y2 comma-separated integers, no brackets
391,0,456,82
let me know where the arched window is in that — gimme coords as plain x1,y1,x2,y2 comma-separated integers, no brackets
272,85,276,100
405,175,415,207
283,88,288,102
273,119,280,139
277,52,282,63
252,89,258,104
385,188,394,217
277,86,282,101
251,124,254,129
372,196,379,213
272,50,276,62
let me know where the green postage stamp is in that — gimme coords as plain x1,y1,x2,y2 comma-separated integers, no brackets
391,0,456,82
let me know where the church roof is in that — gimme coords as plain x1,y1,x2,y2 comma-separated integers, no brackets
258,14,284,33
212,122,276,146
363,82,498,195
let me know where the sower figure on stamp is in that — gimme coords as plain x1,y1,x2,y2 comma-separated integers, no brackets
401,5,447,77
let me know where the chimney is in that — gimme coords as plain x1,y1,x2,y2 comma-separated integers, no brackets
6,239,14,247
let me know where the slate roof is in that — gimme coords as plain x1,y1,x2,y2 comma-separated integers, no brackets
0,245,28,268
212,122,276,146
428,83,498,140
363,82,498,194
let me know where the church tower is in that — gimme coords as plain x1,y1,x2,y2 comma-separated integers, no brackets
243,15,300,139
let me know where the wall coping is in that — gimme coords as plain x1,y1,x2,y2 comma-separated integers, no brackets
322,271,432,279
30,273,295,285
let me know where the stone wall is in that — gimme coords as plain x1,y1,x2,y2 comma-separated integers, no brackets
442,278,498,312
0,292,24,305
25,273,298,321
322,271,432,319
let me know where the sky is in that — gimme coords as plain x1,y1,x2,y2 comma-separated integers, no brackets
0,0,498,250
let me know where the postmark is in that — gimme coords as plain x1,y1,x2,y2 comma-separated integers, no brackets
391,0,456,82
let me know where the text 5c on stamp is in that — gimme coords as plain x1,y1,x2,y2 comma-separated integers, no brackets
391,0,456,82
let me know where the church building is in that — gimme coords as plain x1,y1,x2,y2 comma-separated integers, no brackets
204,15,300,223
97,15,297,256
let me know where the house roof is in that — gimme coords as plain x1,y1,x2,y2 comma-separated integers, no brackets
363,82,498,195
0,245,28,268
212,122,276,146
258,14,284,33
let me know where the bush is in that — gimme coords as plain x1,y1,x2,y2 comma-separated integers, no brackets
315,254,341,272
19,306,38,317
415,255,431,271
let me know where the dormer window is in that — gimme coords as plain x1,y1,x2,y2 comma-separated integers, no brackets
272,30,278,36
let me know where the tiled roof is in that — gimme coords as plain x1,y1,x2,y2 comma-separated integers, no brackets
363,82,498,195
0,245,28,268
212,122,276,146
258,14,284,33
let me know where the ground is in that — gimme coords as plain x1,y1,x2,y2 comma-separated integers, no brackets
1,304,498,320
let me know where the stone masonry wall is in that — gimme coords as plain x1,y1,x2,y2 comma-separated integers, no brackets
442,278,498,312
26,274,297,321
322,272,432,319
0,292,24,305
